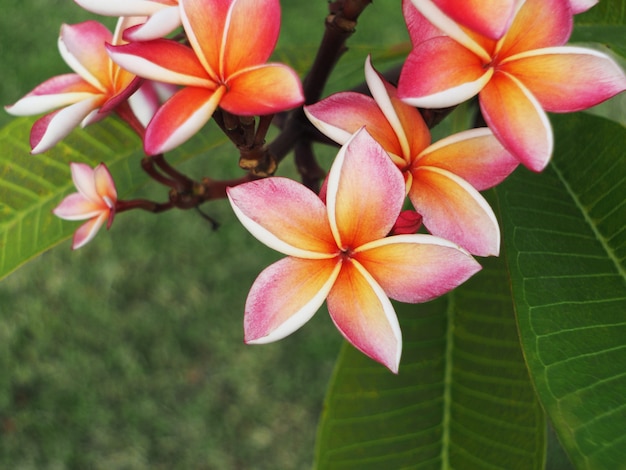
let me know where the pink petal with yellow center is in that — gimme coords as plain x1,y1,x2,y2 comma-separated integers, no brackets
106,41,212,87
409,0,491,60
220,64,304,116
59,22,113,92
355,234,481,302
30,97,104,154
569,0,598,14
74,0,170,16
220,0,281,77
326,129,406,250
416,128,518,190
124,6,182,41
432,0,516,40
144,85,225,155
398,36,493,108
501,47,626,112
402,0,444,46
5,74,100,116
244,257,341,344
53,193,103,220
227,177,338,258
304,93,404,159
480,71,552,171
327,259,402,373
497,0,572,58
365,56,430,162
408,166,500,256
180,0,230,80
72,211,109,250
93,163,117,202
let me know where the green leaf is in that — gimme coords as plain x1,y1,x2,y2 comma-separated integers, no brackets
495,113,626,469
314,251,545,469
0,117,227,281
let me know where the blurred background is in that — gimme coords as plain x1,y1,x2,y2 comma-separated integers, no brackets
0,1,408,468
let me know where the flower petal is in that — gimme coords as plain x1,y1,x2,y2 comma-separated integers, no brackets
71,211,109,249
569,0,598,14
5,74,99,116
432,0,516,40
402,0,444,46
221,63,304,115
221,0,281,76
409,0,491,60
480,71,552,171
70,162,100,203
327,259,402,373
74,0,170,16
59,21,113,92
53,193,103,220
124,6,182,41
501,47,626,112
365,55,430,162
106,40,212,87
408,166,500,256
143,86,224,154
30,97,103,154
304,93,400,154
244,257,341,343
227,177,337,258
93,163,117,202
416,127,518,190
355,234,481,302
497,0,572,58
398,36,493,108
326,129,406,249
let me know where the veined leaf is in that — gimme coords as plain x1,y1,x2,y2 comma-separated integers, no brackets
314,251,545,469
496,113,626,469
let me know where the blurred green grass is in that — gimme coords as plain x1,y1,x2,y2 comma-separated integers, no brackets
0,1,407,469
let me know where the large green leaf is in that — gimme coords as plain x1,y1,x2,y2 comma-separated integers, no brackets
0,117,227,281
496,113,626,469
314,251,545,469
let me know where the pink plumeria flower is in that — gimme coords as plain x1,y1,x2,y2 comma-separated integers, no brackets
107,0,305,155
398,0,626,171
227,129,481,373
53,163,117,250
305,56,518,257
5,18,143,154
74,0,181,41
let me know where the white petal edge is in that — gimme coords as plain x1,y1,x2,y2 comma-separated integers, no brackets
303,106,353,145
74,0,168,16
31,97,101,154
418,127,494,155
227,191,337,260
409,0,491,61
364,55,411,160
401,68,493,108
246,259,342,344
125,6,182,41
334,258,402,373
5,92,96,116
106,47,212,88
58,29,107,93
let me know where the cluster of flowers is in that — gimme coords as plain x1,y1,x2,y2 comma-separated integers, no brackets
6,0,625,372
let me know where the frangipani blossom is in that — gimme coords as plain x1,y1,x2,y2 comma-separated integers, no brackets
305,57,518,257
53,163,117,250
227,129,481,373
74,0,181,41
5,18,143,154
398,0,626,171
107,0,305,155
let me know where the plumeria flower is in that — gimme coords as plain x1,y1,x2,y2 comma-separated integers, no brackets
53,163,117,250
227,129,481,373
305,56,518,257
398,0,626,171
107,0,305,155
5,17,143,154
128,80,178,128
74,0,181,41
